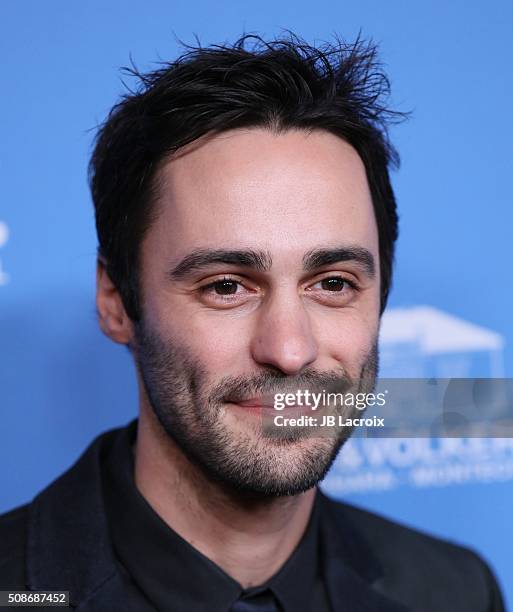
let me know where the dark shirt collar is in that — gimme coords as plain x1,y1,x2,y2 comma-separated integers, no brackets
102,420,322,612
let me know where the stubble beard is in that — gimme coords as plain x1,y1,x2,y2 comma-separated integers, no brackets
133,320,379,498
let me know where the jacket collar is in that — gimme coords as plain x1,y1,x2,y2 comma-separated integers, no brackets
26,422,409,611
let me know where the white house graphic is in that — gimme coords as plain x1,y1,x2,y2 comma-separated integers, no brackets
379,306,504,378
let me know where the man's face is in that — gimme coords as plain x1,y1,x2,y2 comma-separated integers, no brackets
133,128,381,496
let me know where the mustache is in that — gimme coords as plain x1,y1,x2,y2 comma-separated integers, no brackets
207,368,356,405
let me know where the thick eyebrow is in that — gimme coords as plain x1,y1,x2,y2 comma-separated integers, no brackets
302,246,376,278
168,249,273,280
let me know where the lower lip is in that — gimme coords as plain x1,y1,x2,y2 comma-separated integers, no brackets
228,402,309,418
228,402,273,416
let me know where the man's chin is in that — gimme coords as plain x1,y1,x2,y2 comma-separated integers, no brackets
191,427,343,498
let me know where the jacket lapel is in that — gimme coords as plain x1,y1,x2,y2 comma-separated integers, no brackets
25,425,151,610
318,492,411,612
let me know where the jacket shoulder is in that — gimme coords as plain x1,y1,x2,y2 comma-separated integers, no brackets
0,504,28,588
321,493,505,611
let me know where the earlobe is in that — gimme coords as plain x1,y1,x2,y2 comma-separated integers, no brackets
96,258,133,345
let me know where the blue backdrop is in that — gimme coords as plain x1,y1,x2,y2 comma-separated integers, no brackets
1,0,512,606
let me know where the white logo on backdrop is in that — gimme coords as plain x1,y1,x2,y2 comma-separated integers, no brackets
0,221,9,286
322,306,510,495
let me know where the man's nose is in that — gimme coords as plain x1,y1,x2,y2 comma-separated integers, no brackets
249,294,318,376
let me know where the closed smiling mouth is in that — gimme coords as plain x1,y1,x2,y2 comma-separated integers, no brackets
226,396,307,415
226,397,275,412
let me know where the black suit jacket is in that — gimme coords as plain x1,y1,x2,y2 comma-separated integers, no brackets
0,424,506,611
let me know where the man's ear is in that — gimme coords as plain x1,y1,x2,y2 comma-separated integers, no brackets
96,258,134,345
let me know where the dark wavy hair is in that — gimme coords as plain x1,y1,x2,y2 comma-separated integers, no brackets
89,32,405,321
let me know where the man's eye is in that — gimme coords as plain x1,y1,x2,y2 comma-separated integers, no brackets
311,276,355,292
320,277,347,292
199,277,247,300
306,276,359,304
210,279,240,295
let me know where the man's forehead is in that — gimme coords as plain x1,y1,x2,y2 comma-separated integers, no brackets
155,127,372,204
145,128,379,262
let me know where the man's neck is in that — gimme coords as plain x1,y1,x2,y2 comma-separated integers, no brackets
134,406,316,588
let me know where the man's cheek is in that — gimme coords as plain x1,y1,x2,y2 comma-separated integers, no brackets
180,318,252,369
321,320,377,369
